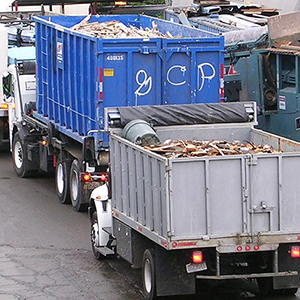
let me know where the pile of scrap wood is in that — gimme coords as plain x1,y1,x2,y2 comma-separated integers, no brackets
72,15,178,38
144,139,279,158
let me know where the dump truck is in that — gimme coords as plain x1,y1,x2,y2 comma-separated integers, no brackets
8,14,224,211
89,101,300,299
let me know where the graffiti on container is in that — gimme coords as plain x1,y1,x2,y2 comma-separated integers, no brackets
134,70,152,105
133,62,216,104
197,63,215,91
166,63,216,91
167,65,187,86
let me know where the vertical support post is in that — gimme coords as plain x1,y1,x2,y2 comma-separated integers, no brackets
273,249,279,273
216,251,220,277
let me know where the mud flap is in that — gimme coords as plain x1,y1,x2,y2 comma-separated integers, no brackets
155,245,195,297
273,244,300,289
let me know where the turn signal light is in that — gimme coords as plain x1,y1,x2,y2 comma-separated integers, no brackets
1,103,8,109
291,246,300,258
192,251,203,264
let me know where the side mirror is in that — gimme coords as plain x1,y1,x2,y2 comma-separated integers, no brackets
2,72,12,100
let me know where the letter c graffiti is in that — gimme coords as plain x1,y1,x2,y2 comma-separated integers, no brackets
167,65,186,86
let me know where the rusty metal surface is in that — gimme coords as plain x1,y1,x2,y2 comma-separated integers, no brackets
268,11,300,49
267,47,300,56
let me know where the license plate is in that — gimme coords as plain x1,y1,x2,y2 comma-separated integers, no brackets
186,262,207,274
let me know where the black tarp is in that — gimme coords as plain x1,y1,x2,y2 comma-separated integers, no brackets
117,102,251,128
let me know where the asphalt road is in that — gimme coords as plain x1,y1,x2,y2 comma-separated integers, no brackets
0,148,300,300
0,149,142,300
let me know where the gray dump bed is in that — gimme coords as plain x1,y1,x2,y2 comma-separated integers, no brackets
109,103,300,251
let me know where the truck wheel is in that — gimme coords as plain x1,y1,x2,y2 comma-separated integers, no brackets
91,211,105,260
12,132,36,178
55,159,71,204
142,249,157,300
70,159,85,212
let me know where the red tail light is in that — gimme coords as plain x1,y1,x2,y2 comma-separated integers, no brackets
100,173,107,182
192,251,203,264
291,246,300,258
83,173,91,181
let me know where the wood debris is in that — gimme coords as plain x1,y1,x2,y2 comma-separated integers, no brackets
144,140,279,158
71,15,179,39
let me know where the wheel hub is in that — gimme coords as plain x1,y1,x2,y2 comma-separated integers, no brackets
144,258,152,293
14,141,23,169
56,164,64,194
91,223,99,247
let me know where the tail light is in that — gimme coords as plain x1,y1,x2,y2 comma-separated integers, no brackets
83,173,91,182
291,246,300,258
100,173,107,182
192,251,203,264
83,173,107,182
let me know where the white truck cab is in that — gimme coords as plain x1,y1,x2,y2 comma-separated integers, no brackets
2,46,36,150
0,24,8,149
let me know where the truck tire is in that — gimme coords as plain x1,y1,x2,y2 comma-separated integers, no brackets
91,211,105,260
55,159,71,204
142,248,157,300
70,159,85,212
12,132,36,178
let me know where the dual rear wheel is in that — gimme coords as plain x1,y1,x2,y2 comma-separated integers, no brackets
55,157,86,211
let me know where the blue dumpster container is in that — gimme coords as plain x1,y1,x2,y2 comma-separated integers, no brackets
33,15,224,146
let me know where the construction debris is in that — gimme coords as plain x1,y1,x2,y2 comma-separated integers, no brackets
72,15,178,39
144,139,279,158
